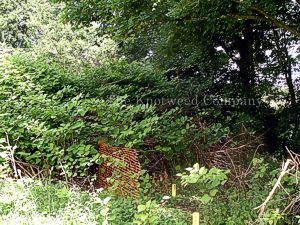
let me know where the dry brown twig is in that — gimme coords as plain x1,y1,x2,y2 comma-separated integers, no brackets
254,147,299,217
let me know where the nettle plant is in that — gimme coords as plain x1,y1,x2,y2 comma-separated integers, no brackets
177,163,229,204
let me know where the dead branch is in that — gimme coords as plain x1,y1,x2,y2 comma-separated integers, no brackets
254,147,300,217
254,158,295,217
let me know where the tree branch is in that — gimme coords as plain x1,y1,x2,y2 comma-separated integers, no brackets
254,159,294,217
230,0,300,37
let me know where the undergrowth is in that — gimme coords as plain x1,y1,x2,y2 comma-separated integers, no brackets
0,178,190,225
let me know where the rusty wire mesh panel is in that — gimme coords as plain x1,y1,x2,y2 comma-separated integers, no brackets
98,140,141,199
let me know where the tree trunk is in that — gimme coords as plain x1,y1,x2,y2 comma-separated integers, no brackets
235,21,256,98
283,47,296,108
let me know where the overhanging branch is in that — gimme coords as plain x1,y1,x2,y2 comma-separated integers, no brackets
230,0,300,37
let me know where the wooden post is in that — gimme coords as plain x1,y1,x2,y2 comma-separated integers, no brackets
171,184,176,197
192,212,200,225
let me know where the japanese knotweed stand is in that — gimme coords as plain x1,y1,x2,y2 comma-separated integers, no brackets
98,140,141,200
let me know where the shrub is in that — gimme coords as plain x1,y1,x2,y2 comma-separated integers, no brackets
0,55,196,178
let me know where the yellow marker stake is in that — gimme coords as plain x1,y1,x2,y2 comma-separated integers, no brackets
192,212,200,225
171,184,176,197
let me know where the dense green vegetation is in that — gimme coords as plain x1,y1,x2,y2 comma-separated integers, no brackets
0,0,299,224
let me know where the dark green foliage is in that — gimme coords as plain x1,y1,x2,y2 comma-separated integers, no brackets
73,59,171,101
51,0,300,152
1,0,300,223
0,55,197,177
